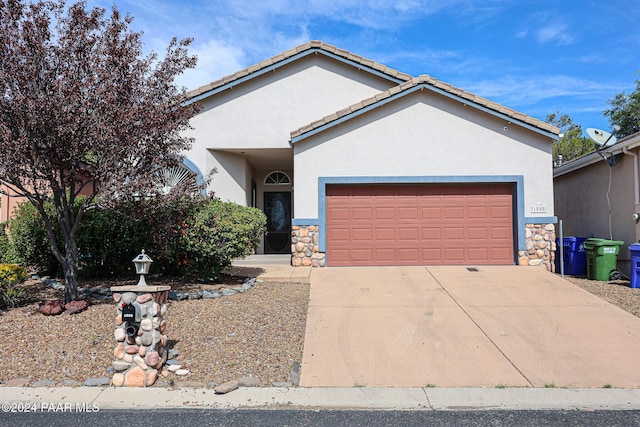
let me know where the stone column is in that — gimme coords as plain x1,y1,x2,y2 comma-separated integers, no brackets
109,285,171,387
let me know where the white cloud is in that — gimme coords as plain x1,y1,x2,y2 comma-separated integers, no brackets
174,40,247,89
463,75,626,107
536,23,575,46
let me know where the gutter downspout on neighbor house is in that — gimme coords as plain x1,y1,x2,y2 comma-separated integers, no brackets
622,145,640,205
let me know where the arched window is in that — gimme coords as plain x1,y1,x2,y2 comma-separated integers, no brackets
264,171,291,185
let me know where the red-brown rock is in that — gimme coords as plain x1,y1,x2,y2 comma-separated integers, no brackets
39,300,64,316
65,300,88,314
144,351,160,367
125,345,140,354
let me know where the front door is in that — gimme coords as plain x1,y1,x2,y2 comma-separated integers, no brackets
264,191,291,254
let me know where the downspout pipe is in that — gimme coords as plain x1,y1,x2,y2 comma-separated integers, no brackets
623,146,639,205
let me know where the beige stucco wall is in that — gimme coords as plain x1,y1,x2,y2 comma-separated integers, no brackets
184,55,398,205
554,147,639,273
293,90,555,219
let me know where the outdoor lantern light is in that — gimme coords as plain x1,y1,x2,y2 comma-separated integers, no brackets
133,249,153,286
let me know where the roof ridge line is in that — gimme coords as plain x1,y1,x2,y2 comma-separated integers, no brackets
185,40,412,100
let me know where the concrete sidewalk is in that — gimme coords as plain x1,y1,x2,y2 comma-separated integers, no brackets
301,266,640,388
2,386,640,411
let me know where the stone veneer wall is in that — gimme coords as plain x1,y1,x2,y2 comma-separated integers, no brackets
111,288,169,387
518,223,556,272
291,225,326,267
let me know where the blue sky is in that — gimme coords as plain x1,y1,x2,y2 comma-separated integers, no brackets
85,0,640,132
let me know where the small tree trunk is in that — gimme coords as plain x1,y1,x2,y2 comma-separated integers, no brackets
62,235,79,304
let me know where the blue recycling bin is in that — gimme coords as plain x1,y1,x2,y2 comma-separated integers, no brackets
630,244,640,288
555,237,587,276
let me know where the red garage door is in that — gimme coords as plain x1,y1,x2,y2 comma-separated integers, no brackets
326,184,514,266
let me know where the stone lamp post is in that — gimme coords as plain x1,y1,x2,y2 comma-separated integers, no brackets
109,250,171,387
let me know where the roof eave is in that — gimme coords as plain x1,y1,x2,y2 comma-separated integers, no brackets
291,82,559,144
553,131,640,177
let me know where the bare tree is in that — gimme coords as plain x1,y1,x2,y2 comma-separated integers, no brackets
0,0,199,302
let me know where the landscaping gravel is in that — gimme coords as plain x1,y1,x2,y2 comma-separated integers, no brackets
0,278,309,387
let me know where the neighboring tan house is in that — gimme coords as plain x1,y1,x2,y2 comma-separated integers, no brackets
554,131,640,276
182,40,560,268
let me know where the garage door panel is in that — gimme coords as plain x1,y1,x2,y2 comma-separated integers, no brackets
327,207,350,221
421,207,441,220
352,228,373,241
327,228,350,241
444,227,464,240
326,184,514,266
352,207,373,221
398,207,418,220
375,207,395,220
422,227,441,240
467,227,488,240
397,227,419,241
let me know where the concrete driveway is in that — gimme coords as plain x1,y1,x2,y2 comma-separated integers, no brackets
300,266,640,388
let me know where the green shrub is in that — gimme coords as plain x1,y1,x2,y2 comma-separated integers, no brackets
0,263,27,309
180,198,266,280
8,202,59,275
0,224,19,264
76,206,154,278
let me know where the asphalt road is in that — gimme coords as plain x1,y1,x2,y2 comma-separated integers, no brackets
1,409,640,426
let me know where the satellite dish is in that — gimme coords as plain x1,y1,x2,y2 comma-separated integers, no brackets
586,128,617,147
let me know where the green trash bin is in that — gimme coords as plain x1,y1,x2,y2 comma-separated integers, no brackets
584,238,624,281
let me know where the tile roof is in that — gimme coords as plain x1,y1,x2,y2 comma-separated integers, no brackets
290,75,560,140
185,40,412,100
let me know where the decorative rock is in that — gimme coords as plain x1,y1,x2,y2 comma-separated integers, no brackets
84,377,111,387
111,373,124,387
138,346,147,357
31,380,56,387
238,376,260,387
65,300,88,314
145,351,160,367
140,318,153,331
113,293,122,303
4,378,30,387
202,290,221,299
123,366,145,387
123,354,133,363
290,371,300,386
115,314,123,325
222,288,237,296
137,293,153,304
39,300,64,316
214,380,239,394
125,345,140,354
105,367,116,375
140,332,153,346
301,258,312,266
134,355,147,370
114,343,124,359
160,304,167,316
145,369,158,386
167,364,182,372
114,328,125,342
122,292,137,304
113,361,131,371
175,369,190,376
168,349,179,360
272,382,292,388
59,379,81,387
135,336,142,345
159,320,167,334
